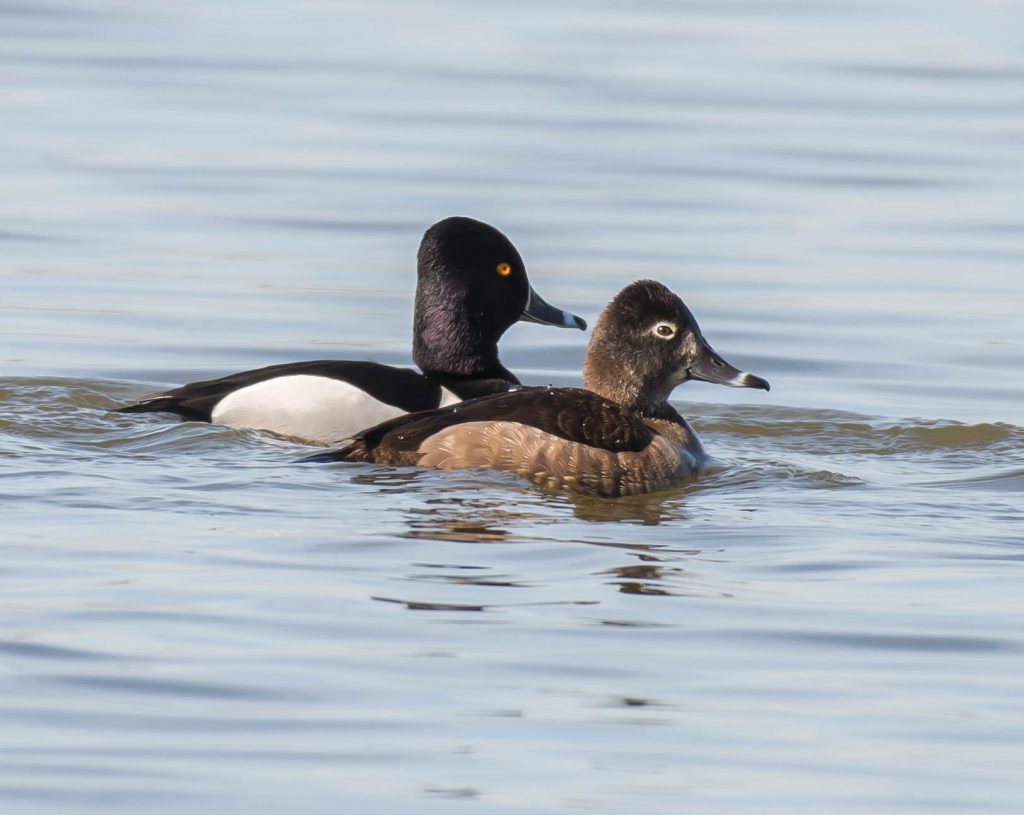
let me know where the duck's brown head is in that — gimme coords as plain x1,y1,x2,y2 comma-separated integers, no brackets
582,280,769,415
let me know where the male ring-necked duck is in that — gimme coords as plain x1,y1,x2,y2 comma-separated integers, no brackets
118,217,586,444
309,280,769,497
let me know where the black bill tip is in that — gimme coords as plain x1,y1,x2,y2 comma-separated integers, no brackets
733,371,770,391
688,341,771,392
521,286,587,331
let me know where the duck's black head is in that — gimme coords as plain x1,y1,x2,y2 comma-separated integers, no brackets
583,280,769,415
413,217,586,379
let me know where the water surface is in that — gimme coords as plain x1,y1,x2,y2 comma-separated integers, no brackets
2,1,1023,813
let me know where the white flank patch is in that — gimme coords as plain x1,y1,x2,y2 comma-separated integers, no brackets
210,374,408,445
438,386,462,407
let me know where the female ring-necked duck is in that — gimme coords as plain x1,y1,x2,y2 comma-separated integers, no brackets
118,217,586,444
309,280,770,498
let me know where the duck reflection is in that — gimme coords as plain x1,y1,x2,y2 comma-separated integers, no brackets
403,497,540,544
347,466,435,492
397,492,693,544
351,467,706,605
602,562,684,596
566,490,693,524
351,465,695,534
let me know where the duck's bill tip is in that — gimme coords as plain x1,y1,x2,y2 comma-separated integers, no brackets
694,369,771,392
688,345,770,392
521,286,587,331
729,371,770,391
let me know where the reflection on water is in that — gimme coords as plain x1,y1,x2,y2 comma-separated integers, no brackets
603,563,686,597
401,488,696,533
3,0,1024,813
405,518,518,544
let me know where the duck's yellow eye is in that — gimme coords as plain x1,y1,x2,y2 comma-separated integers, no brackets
497,262,512,277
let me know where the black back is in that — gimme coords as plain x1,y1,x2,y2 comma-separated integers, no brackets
119,361,445,421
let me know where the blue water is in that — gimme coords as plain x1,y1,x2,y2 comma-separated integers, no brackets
2,1,1023,813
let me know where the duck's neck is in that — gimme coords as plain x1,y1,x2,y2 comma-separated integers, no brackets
583,370,673,418
423,363,520,391
582,347,678,418
412,289,507,378
413,332,503,378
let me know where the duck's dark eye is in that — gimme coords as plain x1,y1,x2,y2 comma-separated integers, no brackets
497,262,512,277
653,322,676,339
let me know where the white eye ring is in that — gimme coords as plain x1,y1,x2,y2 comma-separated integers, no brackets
652,322,677,339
